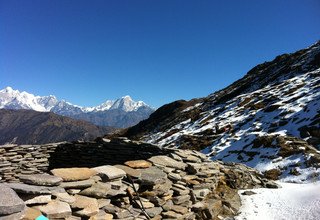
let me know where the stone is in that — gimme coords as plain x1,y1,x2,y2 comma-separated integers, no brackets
0,209,26,220
18,174,63,186
35,200,71,219
60,179,95,189
162,200,174,211
89,210,113,220
241,190,257,196
23,207,42,220
168,173,181,181
97,199,111,208
5,183,65,195
172,195,191,205
171,205,188,214
184,155,201,163
114,165,141,178
22,195,52,205
102,204,120,214
138,200,154,209
124,160,152,169
193,188,211,199
0,185,25,215
66,216,81,220
140,167,167,186
71,195,99,217
148,156,186,170
80,182,126,198
51,168,96,181
152,180,172,196
67,189,81,195
114,209,132,219
172,186,190,196
145,207,162,218
92,165,126,181
162,210,182,219
54,192,76,204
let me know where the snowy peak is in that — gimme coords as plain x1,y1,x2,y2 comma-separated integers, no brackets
110,95,148,112
0,87,58,112
0,87,152,113
82,95,149,112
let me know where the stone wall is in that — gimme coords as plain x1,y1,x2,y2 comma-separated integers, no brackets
0,138,168,183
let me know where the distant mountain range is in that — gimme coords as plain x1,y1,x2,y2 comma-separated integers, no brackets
0,87,155,128
0,109,114,145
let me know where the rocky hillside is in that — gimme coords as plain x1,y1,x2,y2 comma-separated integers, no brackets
0,88,154,128
0,139,277,220
0,109,113,144
120,41,320,182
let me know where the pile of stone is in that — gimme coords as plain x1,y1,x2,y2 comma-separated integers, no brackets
0,143,61,183
0,139,168,183
0,149,277,220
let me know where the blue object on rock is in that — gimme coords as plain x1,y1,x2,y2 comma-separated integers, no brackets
36,215,49,220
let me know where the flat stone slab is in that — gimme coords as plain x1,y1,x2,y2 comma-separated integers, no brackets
92,165,126,180
34,201,71,219
71,195,99,217
51,168,96,182
0,184,25,215
90,210,113,220
148,156,186,170
80,182,126,199
19,174,63,186
5,183,65,195
114,165,141,178
22,195,52,205
60,179,95,189
0,209,26,220
140,166,167,186
53,192,76,204
23,207,42,220
124,160,152,169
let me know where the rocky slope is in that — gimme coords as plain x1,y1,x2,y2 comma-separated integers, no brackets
120,41,320,182
0,138,277,220
0,109,113,145
0,88,154,128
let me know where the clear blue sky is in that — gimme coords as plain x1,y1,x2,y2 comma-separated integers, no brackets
1,0,319,107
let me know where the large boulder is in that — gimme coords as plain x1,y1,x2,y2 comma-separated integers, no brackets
0,184,25,215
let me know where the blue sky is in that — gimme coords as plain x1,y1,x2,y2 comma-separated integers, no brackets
1,0,319,107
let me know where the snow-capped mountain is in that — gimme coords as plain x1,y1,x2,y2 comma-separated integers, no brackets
0,87,154,128
121,41,320,182
82,95,149,112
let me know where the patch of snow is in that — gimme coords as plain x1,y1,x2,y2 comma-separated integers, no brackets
236,182,320,220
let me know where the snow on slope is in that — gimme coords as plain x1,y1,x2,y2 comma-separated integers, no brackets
236,181,320,220
0,87,151,113
138,42,320,182
142,68,320,182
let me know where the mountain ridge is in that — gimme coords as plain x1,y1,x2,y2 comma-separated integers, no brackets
0,108,114,145
118,41,320,183
0,87,154,128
